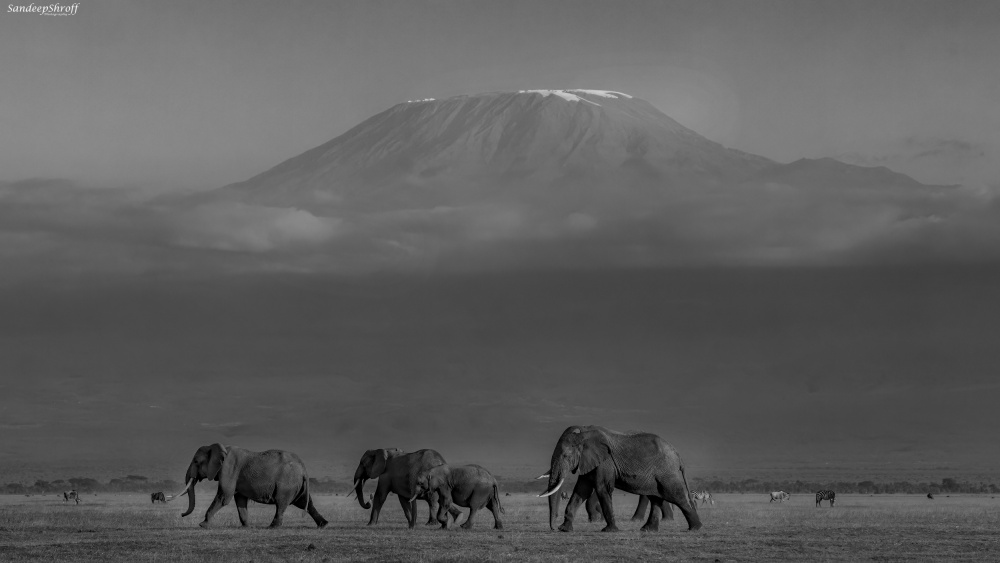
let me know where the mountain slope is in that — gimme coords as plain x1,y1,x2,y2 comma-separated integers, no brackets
215,90,778,212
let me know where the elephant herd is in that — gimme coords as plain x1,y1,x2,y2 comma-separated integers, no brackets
165,425,703,533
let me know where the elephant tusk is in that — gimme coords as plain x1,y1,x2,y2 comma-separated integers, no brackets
166,478,193,502
535,473,550,480
409,494,418,503
537,478,565,498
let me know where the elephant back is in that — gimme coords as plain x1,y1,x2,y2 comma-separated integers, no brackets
610,430,685,477
405,449,448,471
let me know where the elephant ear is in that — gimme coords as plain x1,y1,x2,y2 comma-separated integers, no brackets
204,443,229,481
578,433,612,475
370,449,390,477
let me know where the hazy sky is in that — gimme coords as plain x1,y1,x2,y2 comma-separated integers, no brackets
3,1,1000,485
1,0,997,190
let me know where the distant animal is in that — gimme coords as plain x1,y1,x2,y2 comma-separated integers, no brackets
560,491,570,501
927,493,934,499
689,491,715,505
151,492,166,503
770,491,790,503
505,493,510,496
815,490,836,507
63,490,80,504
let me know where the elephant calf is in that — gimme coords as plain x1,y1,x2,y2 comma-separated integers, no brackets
412,464,504,530
170,443,328,528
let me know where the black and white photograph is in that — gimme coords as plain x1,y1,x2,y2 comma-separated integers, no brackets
2,1,999,560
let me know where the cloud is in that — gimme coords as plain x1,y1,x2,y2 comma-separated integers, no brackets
169,202,341,252
2,173,1000,281
903,136,987,162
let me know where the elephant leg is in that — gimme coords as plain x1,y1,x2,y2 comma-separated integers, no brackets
460,506,479,530
487,497,504,530
631,495,649,522
559,479,594,533
436,495,452,529
398,495,416,529
662,501,675,520
200,490,231,528
234,493,250,527
586,493,603,522
424,496,437,525
641,497,667,532
367,487,389,526
594,485,618,532
292,494,329,528
657,481,701,531
269,497,290,528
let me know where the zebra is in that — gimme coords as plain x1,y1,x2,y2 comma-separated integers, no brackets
63,490,80,504
769,491,790,503
689,491,715,505
150,492,166,503
815,490,835,507
560,491,570,501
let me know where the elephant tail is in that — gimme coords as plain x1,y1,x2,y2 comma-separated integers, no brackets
679,464,694,507
493,483,505,514
303,474,311,514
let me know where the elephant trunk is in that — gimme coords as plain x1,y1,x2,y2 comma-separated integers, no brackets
548,488,561,530
180,465,198,517
354,479,370,510
540,467,566,531
352,463,371,509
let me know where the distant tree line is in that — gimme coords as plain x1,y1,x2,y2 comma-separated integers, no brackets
480,477,1000,496
4,475,354,495
687,477,1000,496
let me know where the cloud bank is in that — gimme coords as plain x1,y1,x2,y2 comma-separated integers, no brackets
1,176,999,282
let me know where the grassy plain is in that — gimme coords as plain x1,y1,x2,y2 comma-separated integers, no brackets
2,492,999,562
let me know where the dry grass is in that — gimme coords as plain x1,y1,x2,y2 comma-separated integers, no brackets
2,493,1000,562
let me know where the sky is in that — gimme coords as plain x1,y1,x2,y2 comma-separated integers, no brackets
1,0,998,190
2,1,1000,486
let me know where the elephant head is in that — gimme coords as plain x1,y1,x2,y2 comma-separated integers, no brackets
352,448,399,509
409,467,443,503
168,443,230,518
538,426,610,530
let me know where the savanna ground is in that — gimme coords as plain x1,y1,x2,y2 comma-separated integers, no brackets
2,493,999,562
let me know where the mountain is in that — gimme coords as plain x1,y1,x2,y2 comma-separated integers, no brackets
215,89,945,216
215,90,772,213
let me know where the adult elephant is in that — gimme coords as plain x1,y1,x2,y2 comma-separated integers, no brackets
353,448,462,528
538,425,701,533
168,443,327,528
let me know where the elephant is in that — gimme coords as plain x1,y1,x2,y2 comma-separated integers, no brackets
150,491,166,503
538,425,701,533
352,448,463,528
411,464,504,530
168,443,328,528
